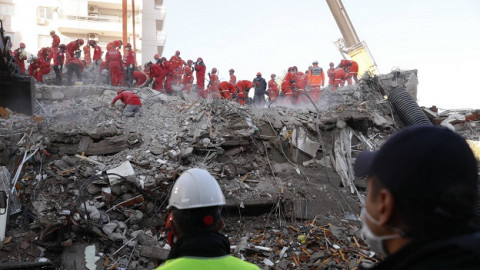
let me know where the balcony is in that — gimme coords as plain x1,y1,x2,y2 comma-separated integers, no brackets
58,15,140,36
88,0,141,10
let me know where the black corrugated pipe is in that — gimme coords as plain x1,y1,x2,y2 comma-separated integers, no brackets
388,86,432,126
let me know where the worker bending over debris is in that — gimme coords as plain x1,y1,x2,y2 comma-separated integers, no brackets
111,89,142,117
157,168,260,270
354,126,480,269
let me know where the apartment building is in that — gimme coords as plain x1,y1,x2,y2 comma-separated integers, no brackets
0,0,166,65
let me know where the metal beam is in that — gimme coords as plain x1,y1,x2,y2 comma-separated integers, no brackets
326,0,360,48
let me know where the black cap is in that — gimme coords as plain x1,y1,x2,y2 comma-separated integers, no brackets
355,126,478,220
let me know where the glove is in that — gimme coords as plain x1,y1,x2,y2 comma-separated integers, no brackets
129,64,133,69
58,65,61,69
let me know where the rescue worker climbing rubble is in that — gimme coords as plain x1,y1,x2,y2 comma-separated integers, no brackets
307,60,325,102
235,80,252,106
252,72,267,106
124,43,135,86
156,168,260,270
267,74,279,102
229,68,237,84
194,58,206,98
340,59,359,85
106,43,123,86
218,81,237,100
111,89,142,117
12,43,27,74
53,44,66,85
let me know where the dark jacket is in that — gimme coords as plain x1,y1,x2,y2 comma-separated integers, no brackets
361,231,480,270
253,77,267,95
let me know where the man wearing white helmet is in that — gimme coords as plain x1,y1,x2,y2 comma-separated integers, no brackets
157,168,259,270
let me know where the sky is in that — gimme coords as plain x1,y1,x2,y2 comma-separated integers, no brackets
162,0,480,109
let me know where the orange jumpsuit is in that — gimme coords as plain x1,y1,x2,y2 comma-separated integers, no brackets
218,81,237,100
307,65,325,102
346,60,359,85
83,45,91,67
235,80,252,106
182,66,194,94
267,79,279,101
170,55,184,86
333,68,347,91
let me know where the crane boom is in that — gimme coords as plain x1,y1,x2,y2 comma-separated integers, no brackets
326,0,378,76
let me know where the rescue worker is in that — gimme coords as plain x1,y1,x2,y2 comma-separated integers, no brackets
88,40,102,84
194,58,206,98
307,60,325,102
133,70,147,86
66,39,84,61
29,48,51,83
182,65,194,94
332,68,347,91
354,126,480,270
53,44,66,85
217,81,237,100
208,68,220,98
83,44,91,67
229,68,236,84
154,53,161,65
339,59,359,85
111,89,142,117
144,61,164,91
282,67,296,103
124,43,135,86
162,57,174,93
66,54,84,86
252,72,267,106
267,74,279,102
47,30,60,62
235,80,252,106
156,168,260,270
12,43,27,74
169,50,184,69
37,47,51,62
327,62,335,88
105,43,123,86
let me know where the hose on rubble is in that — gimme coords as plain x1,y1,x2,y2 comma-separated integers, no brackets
388,86,432,126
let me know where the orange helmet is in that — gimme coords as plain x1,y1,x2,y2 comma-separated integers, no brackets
78,39,84,45
19,43,26,49
256,72,261,76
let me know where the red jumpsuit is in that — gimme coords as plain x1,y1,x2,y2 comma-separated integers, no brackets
28,58,50,82
208,73,220,98
37,47,50,61
149,64,165,91
13,50,26,74
307,65,325,102
163,60,174,93
83,45,91,66
267,79,279,101
218,81,237,100
333,68,347,91
283,72,297,104
182,66,194,94
133,70,146,86
112,91,142,106
106,48,123,86
66,40,81,62
229,74,237,85
327,67,336,86
53,49,65,85
47,34,60,62
345,60,359,85
195,64,206,98
235,80,252,106
92,45,102,61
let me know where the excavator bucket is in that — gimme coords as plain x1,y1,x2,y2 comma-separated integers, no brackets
0,19,35,115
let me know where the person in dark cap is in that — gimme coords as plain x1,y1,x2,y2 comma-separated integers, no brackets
354,126,480,270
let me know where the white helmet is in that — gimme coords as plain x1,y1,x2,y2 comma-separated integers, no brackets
168,168,226,210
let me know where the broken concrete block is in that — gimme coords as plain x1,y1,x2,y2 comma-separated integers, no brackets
107,161,135,185
102,222,118,235
180,147,193,158
291,127,321,158
140,245,169,260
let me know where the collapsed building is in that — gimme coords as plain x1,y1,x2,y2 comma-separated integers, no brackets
0,70,479,270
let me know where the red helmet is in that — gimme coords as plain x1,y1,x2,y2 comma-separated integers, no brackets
160,57,167,62
175,50,180,56
197,57,203,62
78,39,84,45
125,43,132,48
212,68,217,73
329,62,334,67
116,89,125,94
229,68,234,73
154,53,160,60
256,72,262,76
19,43,26,49
187,59,193,64
271,74,276,78
88,40,96,46
113,40,121,48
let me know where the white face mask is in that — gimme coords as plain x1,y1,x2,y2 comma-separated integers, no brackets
360,207,401,257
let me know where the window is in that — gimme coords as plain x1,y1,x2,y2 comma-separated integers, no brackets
37,7,53,19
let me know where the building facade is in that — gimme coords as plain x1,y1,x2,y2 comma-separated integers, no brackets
0,0,166,65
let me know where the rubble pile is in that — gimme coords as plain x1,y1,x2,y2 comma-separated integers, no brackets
0,69,479,269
